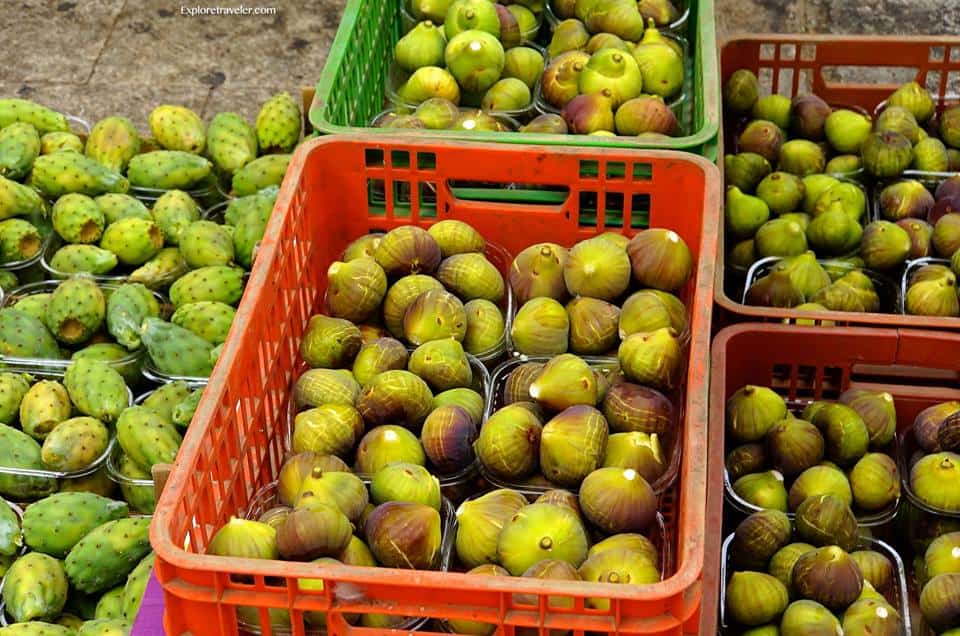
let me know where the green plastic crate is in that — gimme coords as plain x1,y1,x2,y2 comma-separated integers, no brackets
310,0,720,161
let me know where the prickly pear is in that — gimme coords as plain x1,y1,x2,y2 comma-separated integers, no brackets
85,117,140,173
2,552,68,622
51,194,105,244
140,317,215,377
19,380,71,440
126,151,212,191
150,190,200,245
207,111,258,176
41,131,84,155
12,294,52,325
0,424,56,499
0,269,16,292
65,516,153,593
0,499,21,556
0,218,42,263
148,105,206,154
28,152,128,198
48,245,119,275
170,301,236,345
41,416,109,471
115,453,156,514
168,265,245,307
117,405,183,471
256,93,301,154
121,552,155,621
231,153,291,196
0,308,61,359
64,359,129,423
180,220,235,268
223,186,278,226
127,247,189,290
0,122,41,180
0,99,68,134
95,194,151,225
70,343,140,386
0,623,75,635
105,283,160,350
0,174,46,221
77,618,131,636
95,587,125,620
172,388,203,428
45,277,106,345
99,217,164,266
22,492,129,558
0,371,32,424
140,381,192,424
232,194,274,268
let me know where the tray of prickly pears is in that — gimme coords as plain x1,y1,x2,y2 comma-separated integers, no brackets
0,490,155,633
479,354,682,497
719,504,911,635
723,384,902,527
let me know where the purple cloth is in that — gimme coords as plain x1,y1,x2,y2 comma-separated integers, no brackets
131,572,166,635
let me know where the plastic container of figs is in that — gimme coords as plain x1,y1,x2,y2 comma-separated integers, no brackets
896,424,960,519
900,257,955,316
717,532,912,635
398,1,544,43
237,480,456,636
544,0,691,34
479,356,683,498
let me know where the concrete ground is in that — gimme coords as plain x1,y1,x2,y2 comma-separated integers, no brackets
1,0,958,129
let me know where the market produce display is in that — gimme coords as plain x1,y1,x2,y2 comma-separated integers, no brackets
373,0,690,137
903,402,960,515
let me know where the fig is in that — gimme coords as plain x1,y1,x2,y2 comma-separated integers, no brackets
258,506,292,531
933,213,960,257
790,94,832,141
411,0,455,22
579,467,656,533
825,154,862,175
337,535,376,568
512,297,570,354
788,464,853,510
792,545,863,610
795,494,858,551
618,327,682,391
925,531,960,579
352,338,409,387
529,353,598,410
776,252,831,300
539,406,607,485
767,417,825,477
756,172,805,216
861,131,914,178
513,559,581,630
278,452,351,507
910,452,960,512
502,46,545,90
504,361,545,404
398,66,462,104
876,105,920,143
448,565,511,636
806,206,863,256
427,220,484,257
626,228,693,292
566,297,620,355
897,218,934,258
509,242,569,303
541,50,591,109
375,226,442,276
354,425,426,474
548,18,589,57
729,239,758,270
563,235,631,300
562,93,616,134
850,550,894,592
731,509,793,571
454,489,527,567
395,20,447,72
810,403,869,466
768,543,815,591
950,149,960,171
733,470,789,512
880,179,934,221
436,252,505,303
619,289,687,339
296,469,369,522
725,152,772,193
420,405,476,473
292,404,364,457
481,77,532,111
842,598,902,635
578,548,660,610
914,137,950,172
207,518,278,559
325,259,389,324
519,113,568,134
726,186,771,239
637,0,680,25
495,4,522,49
813,181,866,221
724,69,760,114
578,49,644,109
602,381,674,436
277,503,353,561
506,4,536,39
726,443,767,481
581,0,645,41
920,573,960,632
778,140,826,177
745,270,806,308
299,315,362,370
801,174,841,214
753,94,793,131
602,432,666,483
889,81,936,123
588,533,659,566
838,388,896,448
586,32,629,54
408,339,472,391
941,413,960,452
444,29,505,94
859,220,912,270
824,109,872,154
755,218,809,258
726,385,788,443
344,234,383,262
383,275,446,337
726,571,789,626
613,95,682,136
850,453,899,511
906,267,960,317
414,97,461,129
631,22,683,98
476,403,543,479
779,600,841,636
739,120,785,164
366,501,442,569
942,105,960,148
812,271,880,313
914,401,960,452
357,369,434,429
496,502,589,575
370,462,441,510
445,0,501,38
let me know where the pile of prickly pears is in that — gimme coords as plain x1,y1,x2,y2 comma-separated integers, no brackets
0,493,155,635
375,0,688,138
723,72,960,319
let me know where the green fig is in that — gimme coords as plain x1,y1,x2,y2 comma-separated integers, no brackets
825,109,872,154
725,152,772,193
509,242,568,303
396,20,448,72
756,172,805,216
888,81,935,123
753,94,792,131
732,470,789,512
861,131,913,178
631,21,683,98
778,140,826,177
398,66,462,105
476,404,543,479
511,297,569,355
548,18,590,57
445,0,501,38
578,49,644,109
563,235,631,300
755,218,809,258
876,106,920,144
445,30,505,94
502,46,545,89
724,69,760,114
726,186,770,239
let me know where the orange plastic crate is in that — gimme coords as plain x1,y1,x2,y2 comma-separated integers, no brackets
701,323,960,634
150,135,720,636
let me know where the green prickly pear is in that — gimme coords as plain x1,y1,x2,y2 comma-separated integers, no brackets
52,193,106,244
148,105,206,154
0,499,21,556
140,317,215,377
127,247,188,290
85,116,140,173
65,517,153,594
0,218,42,262
0,122,41,180
209,342,223,367
140,380,192,424
115,453,156,514
22,492,129,558
63,359,128,423
149,189,200,245
19,379,71,440
77,618,131,636
231,153,291,196
223,186,278,226
99,217,164,266
0,308,61,359
168,265,245,307
28,152,129,198
49,245,119,275
41,416,110,471
94,587,126,620
207,112,258,175
126,151,212,191
0,424,56,498
70,343,140,387
0,269,17,292
171,301,236,345
45,277,106,345
255,93,301,154
180,220,235,268
41,131,84,155
172,388,203,428
121,552,155,622
0,99,69,135
0,623,76,636
105,283,160,350
10,293,50,324
232,195,273,269
94,194,151,225
2,552,69,622
0,372,32,424
0,174,46,221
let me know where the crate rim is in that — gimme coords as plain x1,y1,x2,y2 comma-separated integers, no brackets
309,0,720,155
151,133,720,613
